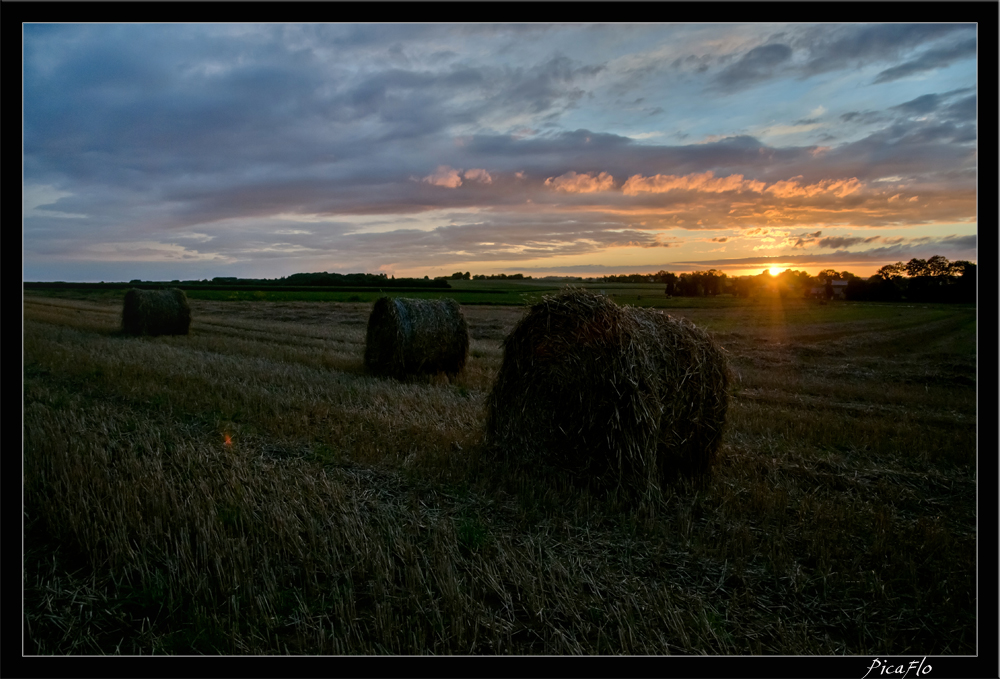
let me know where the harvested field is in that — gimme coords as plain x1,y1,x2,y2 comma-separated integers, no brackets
23,290,978,659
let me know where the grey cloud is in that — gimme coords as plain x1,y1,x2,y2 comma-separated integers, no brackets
872,37,977,84
888,120,975,146
938,233,977,250
817,236,868,249
944,95,977,123
821,118,976,183
158,211,664,273
675,233,978,271
891,94,941,116
712,43,793,89
671,54,713,73
428,49,458,64
787,230,822,248
840,110,887,126
797,24,971,77
310,216,667,266
521,55,605,108
25,32,612,214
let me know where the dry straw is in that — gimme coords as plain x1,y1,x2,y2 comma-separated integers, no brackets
364,296,469,379
484,288,730,498
121,288,192,336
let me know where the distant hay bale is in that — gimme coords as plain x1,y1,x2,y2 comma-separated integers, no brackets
484,288,730,497
364,297,469,379
121,288,191,336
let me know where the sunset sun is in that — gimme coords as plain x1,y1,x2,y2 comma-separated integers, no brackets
769,267,784,276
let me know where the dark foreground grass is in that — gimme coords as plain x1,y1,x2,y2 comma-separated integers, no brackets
22,292,977,656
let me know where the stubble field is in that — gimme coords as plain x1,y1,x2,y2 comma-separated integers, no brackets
22,290,977,656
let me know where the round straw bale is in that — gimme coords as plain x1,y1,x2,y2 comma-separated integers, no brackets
484,288,730,497
121,288,192,336
364,296,469,379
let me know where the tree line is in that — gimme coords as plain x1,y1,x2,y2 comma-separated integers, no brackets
596,255,976,303
201,272,451,289
445,272,534,280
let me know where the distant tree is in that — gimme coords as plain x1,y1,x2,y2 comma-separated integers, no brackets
953,261,976,303
677,273,699,296
870,275,903,301
875,262,906,281
845,278,867,301
905,258,930,277
663,272,678,296
951,260,976,277
925,255,953,277
847,275,901,302
776,269,813,294
701,269,726,296
816,269,841,282
731,277,754,298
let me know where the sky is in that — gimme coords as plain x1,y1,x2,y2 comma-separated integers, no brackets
23,23,979,282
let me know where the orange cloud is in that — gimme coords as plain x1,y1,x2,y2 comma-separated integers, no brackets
765,176,862,198
544,171,615,193
463,168,493,184
622,171,766,196
423,166,463,188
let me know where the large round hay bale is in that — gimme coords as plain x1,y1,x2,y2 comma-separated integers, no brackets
364,296,469,379
484,288,729,497
121,288,192,336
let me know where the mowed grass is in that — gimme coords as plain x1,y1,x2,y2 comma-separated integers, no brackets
22,291,977,655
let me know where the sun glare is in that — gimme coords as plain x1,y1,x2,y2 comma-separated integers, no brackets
769,267,784,276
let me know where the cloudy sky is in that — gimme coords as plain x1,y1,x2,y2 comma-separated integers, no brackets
23,23,978,282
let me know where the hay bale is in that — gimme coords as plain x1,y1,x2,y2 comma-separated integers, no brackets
364,296,469,379
121,288,191,336
484,288,730,497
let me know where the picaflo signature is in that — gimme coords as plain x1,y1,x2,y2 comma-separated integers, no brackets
862,657,932,679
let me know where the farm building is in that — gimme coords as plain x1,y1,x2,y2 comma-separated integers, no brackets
807,280,849,300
